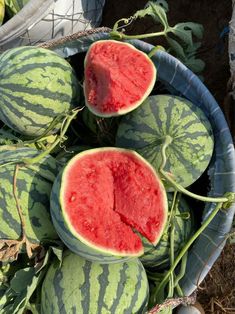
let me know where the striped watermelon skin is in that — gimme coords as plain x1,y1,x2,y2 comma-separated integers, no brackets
41,250,149,314
0,146,59,244
116,95,214,189
0,46,80,137
50,173,131,264
140,193,194,269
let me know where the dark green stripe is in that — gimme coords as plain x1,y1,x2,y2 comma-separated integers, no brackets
109,262,128,313
2,60,73,80
0,47,32,69
124,263,147,313
80,260,91,313
54,268,65,314
0,92,46,129
97,264,110,314
1,87,70,119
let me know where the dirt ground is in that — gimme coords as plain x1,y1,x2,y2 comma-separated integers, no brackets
101,1,234,313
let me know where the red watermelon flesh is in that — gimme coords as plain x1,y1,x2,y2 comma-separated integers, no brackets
62,148,167,257
84,40,156,117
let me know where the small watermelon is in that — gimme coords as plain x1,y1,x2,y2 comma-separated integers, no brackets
84,40,156,117
0,46,80,138
50,147,168,263
140,193,194,269
116,95,214,189
0,145,59,260
41,250,149,314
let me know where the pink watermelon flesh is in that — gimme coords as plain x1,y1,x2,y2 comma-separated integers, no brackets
84,40,156,116
63,149,167,256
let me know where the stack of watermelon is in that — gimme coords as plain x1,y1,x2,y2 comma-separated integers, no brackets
0,39,215,313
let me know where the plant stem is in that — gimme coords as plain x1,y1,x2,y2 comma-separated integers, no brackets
153,200,223,300
110,30,166,41
159,136,229,203
22,109,80,165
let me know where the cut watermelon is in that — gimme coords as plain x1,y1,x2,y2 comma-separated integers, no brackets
50,147,168,263
83,40,156,117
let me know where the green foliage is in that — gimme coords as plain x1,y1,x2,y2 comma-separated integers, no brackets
111,1,205,74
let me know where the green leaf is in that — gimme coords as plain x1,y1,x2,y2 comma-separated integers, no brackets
153,0,169,12
170,23,193,47
134,2,169,30
166,37,186,60
184,57,205,73
170,22,203,47
10,267,35,293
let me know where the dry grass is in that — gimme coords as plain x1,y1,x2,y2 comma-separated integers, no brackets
197,242,235,314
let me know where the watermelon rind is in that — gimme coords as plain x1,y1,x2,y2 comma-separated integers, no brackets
50,147,168,263
41,250,149,314
83,40,157,117
0,145,59,245
116,94,214,189
0,46,80,138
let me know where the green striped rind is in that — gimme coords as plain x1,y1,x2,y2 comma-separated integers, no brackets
50,171,132,264
140,193,194,269
0,46,80,137
0,145,59,243
41,251,149,314
116,95,214,189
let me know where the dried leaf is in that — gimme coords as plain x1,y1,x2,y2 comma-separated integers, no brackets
0,240,22,262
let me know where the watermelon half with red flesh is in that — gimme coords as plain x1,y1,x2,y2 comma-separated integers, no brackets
83,40,157,117
50,148,168,263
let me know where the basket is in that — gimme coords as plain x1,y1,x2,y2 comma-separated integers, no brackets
40,28,235,311
0,0,105,51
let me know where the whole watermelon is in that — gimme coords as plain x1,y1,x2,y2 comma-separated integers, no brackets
0,145,59,260
0,46,80,138
116,94,214,189
41,250,149,314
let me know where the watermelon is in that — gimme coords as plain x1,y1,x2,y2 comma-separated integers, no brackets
0,46,80,138
84,40,156,117
140,193,194,269
116,95,214,189
50,147,168,263
41,250,149,314
0,146,59,256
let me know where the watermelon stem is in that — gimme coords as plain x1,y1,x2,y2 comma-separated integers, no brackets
153,200,224,301
159,136,231,204
21,108,81,165
110,30,167,41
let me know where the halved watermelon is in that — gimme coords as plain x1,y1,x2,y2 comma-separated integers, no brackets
83,40,156,117
50,147,168,263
